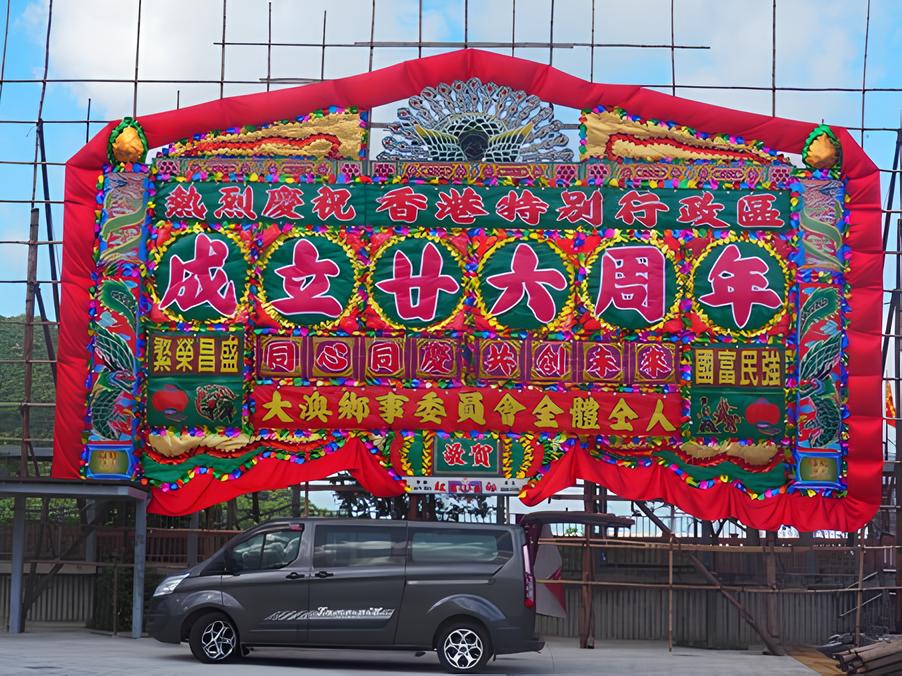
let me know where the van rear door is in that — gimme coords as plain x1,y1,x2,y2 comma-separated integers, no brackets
304,522,407,646
397,527,517,646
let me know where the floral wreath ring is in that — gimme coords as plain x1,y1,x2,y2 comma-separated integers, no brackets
256,230,361,331
365,233,468,331
688,233,792,337
147,224,253,325
577,231,683,333
474,233,577,334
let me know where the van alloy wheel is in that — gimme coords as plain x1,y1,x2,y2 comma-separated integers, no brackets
442,627,484,671
189,612,240,664
200,619,236,661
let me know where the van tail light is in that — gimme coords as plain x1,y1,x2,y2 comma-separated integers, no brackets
522,544,536,609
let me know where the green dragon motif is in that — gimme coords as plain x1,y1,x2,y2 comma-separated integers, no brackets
797,288,843,450
89,279,139,440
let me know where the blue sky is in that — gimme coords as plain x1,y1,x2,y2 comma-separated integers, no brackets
0,0,899,326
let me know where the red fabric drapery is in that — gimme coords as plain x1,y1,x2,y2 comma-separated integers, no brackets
54,49,882,528
147,438,403,516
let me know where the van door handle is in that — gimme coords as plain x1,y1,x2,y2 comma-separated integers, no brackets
285,571,305,580
314,570,334,579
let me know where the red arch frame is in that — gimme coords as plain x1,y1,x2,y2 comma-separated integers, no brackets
54,49,882,529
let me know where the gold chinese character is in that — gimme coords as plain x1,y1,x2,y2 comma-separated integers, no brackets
414,392,446,425
457,391,486,425
645,399,676,433
175,338,194,372
718,351,736,385
376,392,409,425
300,391,331,423
261,390,293,423
740,350,758,386
494,393,526,426
760,349,782,387
198,337,216,373
221,336,240,373
533,395,564,429
152,336,172,373
337,391,370,424
609,398,639,431
695,348,714,385
570,396,600,431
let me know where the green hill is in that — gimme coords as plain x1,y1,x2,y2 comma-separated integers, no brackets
0,314,57,446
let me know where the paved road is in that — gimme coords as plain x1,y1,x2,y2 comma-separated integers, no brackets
0,631,816,675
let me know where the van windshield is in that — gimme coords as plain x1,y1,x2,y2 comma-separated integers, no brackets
409,529,513,565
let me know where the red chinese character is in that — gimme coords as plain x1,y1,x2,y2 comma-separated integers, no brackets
270,239,343,318
637,344,673,380
585,344,621,380
470,443,493,468
482,342,519,377
443,442,466,466
159,233,237,315
375,186,429,223
165,184,207,220
595,245,666,324
214,185,257,220
677,191,729,228
737,193,784,228
434,187,488,225
533,342,568,378
556,189,603,227
614,190,669,227
314,340,351,373
418,341,454,375
485,243,567,323
261,185,305,220
697,243,783,329
310,185,356,222
368,340,402,375
495,189,550,226
375,242,460,322
262,339,300,373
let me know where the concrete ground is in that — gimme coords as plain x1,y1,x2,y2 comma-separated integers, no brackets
0,630,820,675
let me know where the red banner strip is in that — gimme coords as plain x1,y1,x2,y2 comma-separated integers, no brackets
252,384,681,437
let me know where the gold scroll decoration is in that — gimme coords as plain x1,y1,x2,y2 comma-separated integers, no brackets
167,112,365,160
582,110,779,163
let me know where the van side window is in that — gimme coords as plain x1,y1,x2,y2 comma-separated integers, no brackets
409,529,513,564
227,530,301,573
313,526,404,568
261,530,302,570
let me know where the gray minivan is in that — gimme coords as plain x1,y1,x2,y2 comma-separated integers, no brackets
148,518,543,673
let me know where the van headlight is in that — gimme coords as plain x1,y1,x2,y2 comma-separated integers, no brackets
153,573,189,597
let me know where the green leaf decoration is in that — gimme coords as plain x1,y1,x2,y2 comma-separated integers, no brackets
93,325,135,372
107,116,148,164
809,393,841,447
99,279,137,324
802,123,842,175
799,333,842,382
89,386,120,440
799,287,838,336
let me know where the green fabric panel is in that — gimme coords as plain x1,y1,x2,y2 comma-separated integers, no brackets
155,181,791,232
655,450,788,493
405,433,427,476
143,446,262,483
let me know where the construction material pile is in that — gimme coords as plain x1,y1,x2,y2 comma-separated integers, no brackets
834,637,902,674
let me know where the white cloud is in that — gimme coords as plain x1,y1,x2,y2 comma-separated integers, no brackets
19,0,871,144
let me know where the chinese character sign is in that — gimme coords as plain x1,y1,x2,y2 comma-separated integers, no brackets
131,165,855,526
57,51,880,533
